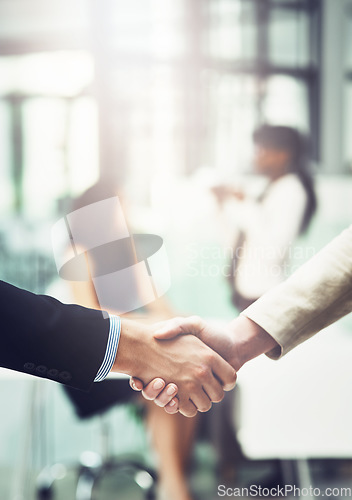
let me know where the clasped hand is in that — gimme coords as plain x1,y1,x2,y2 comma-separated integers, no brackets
123,316,240,417
113,316,237,418
126,315,277,417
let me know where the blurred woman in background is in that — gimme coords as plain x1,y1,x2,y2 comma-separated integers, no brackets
211,124,317,481
213,124,317,311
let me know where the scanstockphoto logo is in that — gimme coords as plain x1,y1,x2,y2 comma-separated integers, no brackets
218,484,352,498
51,196,171,317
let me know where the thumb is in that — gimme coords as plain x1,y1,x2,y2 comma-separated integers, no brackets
129,377,144,391
154,316,204,340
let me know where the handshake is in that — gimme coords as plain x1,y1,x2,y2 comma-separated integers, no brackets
112,314,278,417
109,225,352,415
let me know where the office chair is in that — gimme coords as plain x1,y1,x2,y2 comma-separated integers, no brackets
36,379,158,500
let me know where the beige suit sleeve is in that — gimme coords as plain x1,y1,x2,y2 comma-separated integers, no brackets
241,225,352,359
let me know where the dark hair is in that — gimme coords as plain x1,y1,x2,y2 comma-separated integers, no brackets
253,124,317,234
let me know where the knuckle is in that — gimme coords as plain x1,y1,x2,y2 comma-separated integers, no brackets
195,365,211,382
184,378,196,392
204,351,215,364
189,315,202,326
175,316,186,328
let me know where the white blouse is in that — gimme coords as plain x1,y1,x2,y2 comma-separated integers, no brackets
223,173,308,299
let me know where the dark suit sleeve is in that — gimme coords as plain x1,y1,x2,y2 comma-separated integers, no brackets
0,280,110,391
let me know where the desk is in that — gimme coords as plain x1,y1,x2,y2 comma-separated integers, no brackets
235,323,352,493
236,323,352,459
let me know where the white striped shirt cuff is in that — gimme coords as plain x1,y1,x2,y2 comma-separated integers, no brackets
94,314,121,382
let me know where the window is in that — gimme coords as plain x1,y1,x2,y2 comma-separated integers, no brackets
0,0,322,216
269,8,310,66
0,51,98,219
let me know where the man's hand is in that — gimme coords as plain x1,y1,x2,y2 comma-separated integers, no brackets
153,316,242,369
112,318,237,417
152,315,279,370
130,315,278,410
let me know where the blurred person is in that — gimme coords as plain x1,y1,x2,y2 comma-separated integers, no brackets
60,179,203,500
208,125,318,481
212,124,317,311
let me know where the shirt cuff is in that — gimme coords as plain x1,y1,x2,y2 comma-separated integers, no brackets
94,314,121,382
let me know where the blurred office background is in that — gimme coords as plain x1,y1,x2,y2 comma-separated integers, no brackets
1,0,352,499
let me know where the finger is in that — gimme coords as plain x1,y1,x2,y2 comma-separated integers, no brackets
178,398,198,418
141,378,166,401
201,376,224,403
153,317,188,339
210,353,237,391
163,398,179,415
130,377,144,391
153,383,178,407
154,315,205,340
188,389,212,413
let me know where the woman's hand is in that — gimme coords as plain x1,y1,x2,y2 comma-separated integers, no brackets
130,377,180,414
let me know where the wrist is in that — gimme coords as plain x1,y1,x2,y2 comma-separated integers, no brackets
112,318,150,376
227,315,278,370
